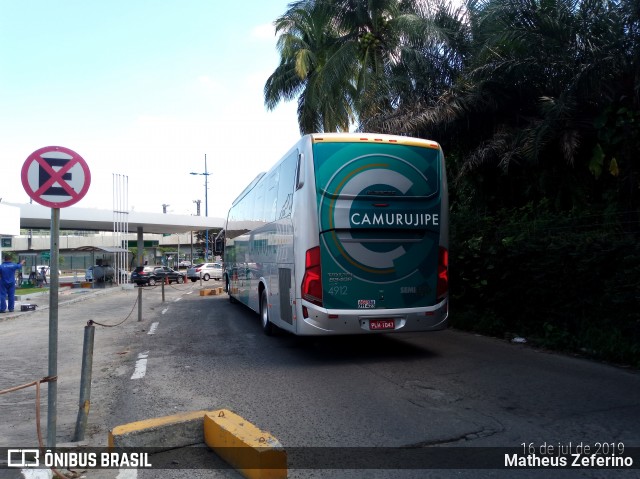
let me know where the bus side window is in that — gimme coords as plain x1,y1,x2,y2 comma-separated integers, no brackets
296,153,305,190
265,170,278,223
277,151,297,219
253,182,265,223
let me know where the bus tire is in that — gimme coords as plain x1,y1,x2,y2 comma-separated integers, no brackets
260,289,273,336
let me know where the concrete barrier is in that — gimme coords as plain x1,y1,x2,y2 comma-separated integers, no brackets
199,287,224,296
109,409,287,478
204,409,287,479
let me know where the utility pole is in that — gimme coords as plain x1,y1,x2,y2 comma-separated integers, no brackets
190,154,210,260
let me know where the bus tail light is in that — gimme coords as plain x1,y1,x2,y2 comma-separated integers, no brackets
302,246,323,306
437,247,448,301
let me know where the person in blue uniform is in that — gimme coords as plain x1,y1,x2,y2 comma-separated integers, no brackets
0,255,25,313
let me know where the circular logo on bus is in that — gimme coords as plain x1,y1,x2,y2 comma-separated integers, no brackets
318,154,439,283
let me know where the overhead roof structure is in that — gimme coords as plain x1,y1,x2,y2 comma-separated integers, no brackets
8,202,225,234
73,246,130,253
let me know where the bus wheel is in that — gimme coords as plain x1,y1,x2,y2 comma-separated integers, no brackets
260,289,273,336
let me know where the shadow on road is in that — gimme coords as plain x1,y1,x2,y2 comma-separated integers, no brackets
277,333,438,363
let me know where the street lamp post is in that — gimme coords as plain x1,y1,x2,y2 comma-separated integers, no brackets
190,154,210,261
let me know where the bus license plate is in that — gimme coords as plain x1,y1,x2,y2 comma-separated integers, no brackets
370,319,395,330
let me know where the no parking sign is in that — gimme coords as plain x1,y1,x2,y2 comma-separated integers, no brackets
21,146,91,208
20,145,91,448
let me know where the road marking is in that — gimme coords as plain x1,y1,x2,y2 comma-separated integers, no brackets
116,469,137,479
148,322,159,335
161,308,169,315
21,470,51,478
131,351,149,379
174,297,182,302
186,291,193,295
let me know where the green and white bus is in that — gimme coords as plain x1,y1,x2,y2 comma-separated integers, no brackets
222,133,449,335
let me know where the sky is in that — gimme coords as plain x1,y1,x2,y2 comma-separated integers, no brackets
0,0,302,221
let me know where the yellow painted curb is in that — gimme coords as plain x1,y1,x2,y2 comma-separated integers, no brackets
204,409,287,479
200,287,224,296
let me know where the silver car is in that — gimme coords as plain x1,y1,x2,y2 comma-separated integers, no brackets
187,262,222,282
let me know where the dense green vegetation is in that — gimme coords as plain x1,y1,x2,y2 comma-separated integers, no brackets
451,203,639,366
266,0,639,366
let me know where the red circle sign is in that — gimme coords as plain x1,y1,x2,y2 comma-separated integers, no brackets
21,146,91,208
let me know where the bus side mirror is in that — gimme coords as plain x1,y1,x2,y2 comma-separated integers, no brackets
214,230,225,255
296,153,305,190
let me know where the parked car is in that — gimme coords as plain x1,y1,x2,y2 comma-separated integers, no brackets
187,262,223,282
178,260,192,268
131,265,186,286
85,265,116,282
117,268,131,283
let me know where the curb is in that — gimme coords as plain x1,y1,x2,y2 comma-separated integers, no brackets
109,409,287,479
15,289,50,300
109,410,208,451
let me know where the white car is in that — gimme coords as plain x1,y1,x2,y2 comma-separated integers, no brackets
187,262,223,281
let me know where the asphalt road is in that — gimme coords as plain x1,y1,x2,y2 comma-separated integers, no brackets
1,282,639,478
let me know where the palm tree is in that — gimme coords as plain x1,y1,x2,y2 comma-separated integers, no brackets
369,0,639,210
264,1,357,133
265,0,430,133
329,0,424,121
461,0,638,208
361,0,472,133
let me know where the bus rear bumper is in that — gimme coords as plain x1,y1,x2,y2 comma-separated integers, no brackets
296,299,449,335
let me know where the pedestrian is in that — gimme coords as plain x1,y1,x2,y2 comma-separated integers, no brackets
40,266,47,284
1,255,26,313
29,266,37,285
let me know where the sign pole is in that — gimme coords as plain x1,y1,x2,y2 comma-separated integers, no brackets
138,226,144,321
47,207,60,447
20,145,91,448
